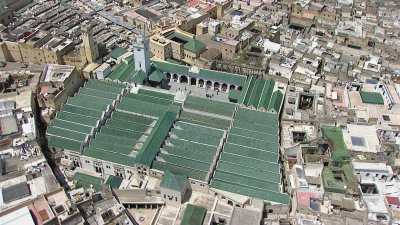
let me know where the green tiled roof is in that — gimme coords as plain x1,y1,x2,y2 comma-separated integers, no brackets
180,204,207,225
228,89,241,101
321,126,350,163
138,88,175,101
84,147,136,167
240,78,276,110
67,94,112,112
152,59,247,87
198,69,247,87
211,107,288,204
217,160,280,182
153,60,189,75
62,104,103,119
110,47,127,59
248,79,265,107
322,166,346,194
74,172,103,191
85,79,125,94
117,96,171,118
50,119,93,134
47,136,81,152
184,96,236,118
239,76,254,104
107,57,137,83
149,69,165,82
259,79,275,109
153,121,222,181
172,123,223,146
112,111,154,125
179,111,231,130
360,91,384,105
130,70,147,84
160,170,187,191
267,90,284,113
163,145,214,163
79,87,119,100
106,175,123,189
152,161,207,181
159,153,210,172
183,39,206,54
213,170,280,193
127,93,173,106
136,111,176,166
223,143,278,163
47,126,87,142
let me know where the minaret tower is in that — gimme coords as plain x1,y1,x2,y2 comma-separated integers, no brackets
133,31,151,75
81,23,99,64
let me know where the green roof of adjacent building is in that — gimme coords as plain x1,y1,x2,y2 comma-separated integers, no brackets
360,91,384,105
149,69,165,82
110,47,127,59
322,166,346,194
160,170,187,192
180,204,207,225
74,172,103,191
183,39,206,54
321,126,350,163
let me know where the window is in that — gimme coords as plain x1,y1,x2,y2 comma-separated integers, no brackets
106,165,110,169
85,160,90,164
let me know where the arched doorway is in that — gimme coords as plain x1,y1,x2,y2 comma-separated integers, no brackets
180,75,188,84
221,83,228,92
190,77,197,86
199,79,205,87
206,80,212,89
173,74,178,82
214,82,220,91
229,84,236,90
166,73,171,81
